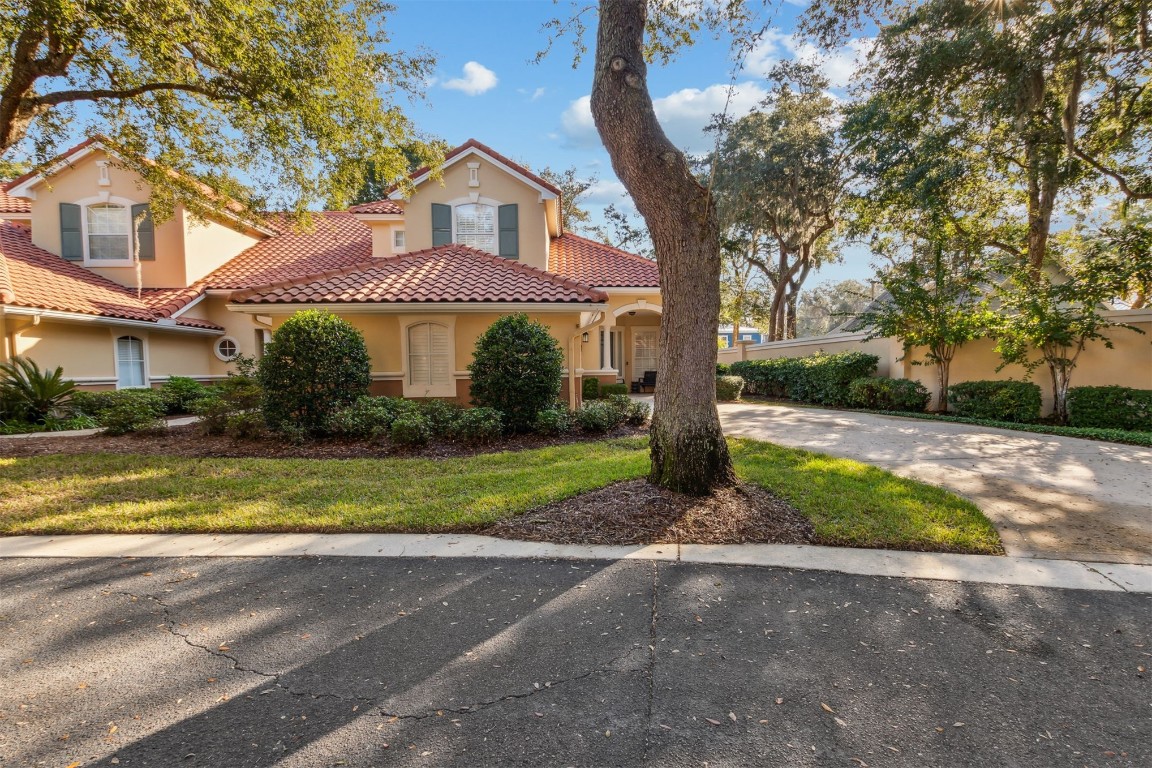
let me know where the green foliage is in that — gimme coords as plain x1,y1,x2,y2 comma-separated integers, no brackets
390,413,431,447
1067,387,1152,432
716,362,732,376
0,357,76,421
533,405,574,436
731,352,879,406
90,390,168,435
582,378,601,400
0,0,441,217
258,310,371,435
574,400,625,433
451,407,504,445
191,374,262,437
0,414,98,435
327,396,410,440
469,314,565,433
948,381,1042,423
600,383,629,397
847,377,930,412
225,412,268,440
622,399,651,427
539,166,599,235
419,399,464,435
796,280,872,337
716,375,745,402
159,377,208,415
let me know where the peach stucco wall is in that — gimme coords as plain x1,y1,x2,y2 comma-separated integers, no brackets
25,150,261,289
401,155,551,271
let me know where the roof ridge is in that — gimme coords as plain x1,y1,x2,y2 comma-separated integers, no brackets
231,257,386,302
555,232,656,265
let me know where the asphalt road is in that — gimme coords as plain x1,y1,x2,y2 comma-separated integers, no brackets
2,556,1149,767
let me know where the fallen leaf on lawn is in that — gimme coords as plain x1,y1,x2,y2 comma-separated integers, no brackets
705,718,722,726
775,698,784,705
834,717,848,727
758,720,769,724
1138,666,1145,674
421,750,432,756
533,712,543,718
206,678,217,683
820,703,834,714
57,734,69,741
953,722,965,727
66,763,80,768
108,724,118,736
935,727,944,733
695,615,703,623
218,645,230,652
850,759,868,767
142,572,152,576
604,730,611,737
75,682,88,690
659,724,672,730
300,633,311,640
728,712,737,722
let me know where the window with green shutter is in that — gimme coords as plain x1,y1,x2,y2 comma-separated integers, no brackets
432,203,452,246
131,203,155,260
59,203,83,260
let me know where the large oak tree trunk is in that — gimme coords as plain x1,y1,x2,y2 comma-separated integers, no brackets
590,0,735,494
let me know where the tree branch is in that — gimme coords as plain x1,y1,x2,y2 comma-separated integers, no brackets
35,82,218,108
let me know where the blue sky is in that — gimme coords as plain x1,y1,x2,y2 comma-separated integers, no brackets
386,0,875,285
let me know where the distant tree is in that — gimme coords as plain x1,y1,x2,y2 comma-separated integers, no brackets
719,243,772,346
711,64,850,341
539,166,598,235
795,279,871,338
0,0,440,220
857,243,990,412
333,140,450,209
590,202,652,258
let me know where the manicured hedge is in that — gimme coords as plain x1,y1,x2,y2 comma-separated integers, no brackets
716,375,745,402
582,377,601,400
731,352,879,406
947,380,1041,423
601,383,629,396
1067,386,1152,432
848,377,930,412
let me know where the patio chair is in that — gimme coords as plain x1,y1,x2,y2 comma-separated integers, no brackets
639,370,657,393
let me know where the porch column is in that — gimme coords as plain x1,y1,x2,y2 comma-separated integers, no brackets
600,319,615,372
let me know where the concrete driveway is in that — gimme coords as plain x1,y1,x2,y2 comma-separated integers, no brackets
718,403,1152,565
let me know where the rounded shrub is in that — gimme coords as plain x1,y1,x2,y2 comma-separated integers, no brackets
452,407,504,444
582,377,601,401
419,399,464,436
574,400,625,433
95,389,167,435
258,310,371,435
390,413,431,447
533,405,573,435
600,383,629,397
192,374,263,436
624,399,651,426
327,396,407,439
847,377,931,412
159,376,208,415
469,313,564,433
947,380,1041,423
1067,386,1152,431
716,375,745,402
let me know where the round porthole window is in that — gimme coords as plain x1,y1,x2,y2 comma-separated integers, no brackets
214,336,240,361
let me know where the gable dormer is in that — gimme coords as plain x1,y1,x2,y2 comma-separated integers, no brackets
4,139,270,289
355,140,561,272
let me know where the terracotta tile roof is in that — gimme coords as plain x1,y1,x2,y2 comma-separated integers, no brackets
235,244,607,305
348,199,404,215
203,211,372,291
0,222,222,329
406,139,563,197
0,191,30,214
549,234,660,288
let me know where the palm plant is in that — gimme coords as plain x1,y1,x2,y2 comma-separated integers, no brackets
0,357,77,422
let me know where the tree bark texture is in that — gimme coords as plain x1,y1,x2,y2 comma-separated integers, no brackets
590,0,735,494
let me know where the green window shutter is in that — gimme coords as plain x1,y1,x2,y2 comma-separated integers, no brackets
498,204,518,259
60,203,83,261
131,203,155,260
431,203,452,246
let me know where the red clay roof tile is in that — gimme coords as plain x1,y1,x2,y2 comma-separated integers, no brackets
548,234,659,288
0,191,30,214
235,244,606,305
348,199,404,215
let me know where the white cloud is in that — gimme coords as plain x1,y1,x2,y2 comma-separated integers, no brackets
744,28,874,90
443,61,498,96
560,82,769,154
583,179,629,205
531,87,546,101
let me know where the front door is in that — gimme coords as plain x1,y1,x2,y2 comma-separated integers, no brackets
633,328,659,377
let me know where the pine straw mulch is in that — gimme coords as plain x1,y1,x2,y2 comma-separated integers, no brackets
483,478,815,546
0,423,649,461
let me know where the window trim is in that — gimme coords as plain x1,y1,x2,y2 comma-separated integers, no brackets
444,195,502,255
400,315,457,398
393,229,406,249
113,333,149,390
74,194,140,266
214,336,241,362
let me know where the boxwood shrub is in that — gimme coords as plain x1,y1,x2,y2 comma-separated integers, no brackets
731,352,879,406
451,406,504,444
533,405,573,435
390,413,431,447
574,400,625,433
716,375,745,402
327,396,410,439
469,314,564,433
948,380,1041,423
159,376,209,415
848,377,931,412
258,310,371,436
601,383,629,397
73,389,167,435
582,378,601,401
1067,386,1152,431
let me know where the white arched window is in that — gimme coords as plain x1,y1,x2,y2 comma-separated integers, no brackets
116,336,147,388
407,323,451,388
454,204,495,253
87,203,132,261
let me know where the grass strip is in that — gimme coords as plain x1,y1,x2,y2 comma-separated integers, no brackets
0,437,1002,554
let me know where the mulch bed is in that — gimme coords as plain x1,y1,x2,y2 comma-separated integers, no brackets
483,478,815,546
0,423,648,460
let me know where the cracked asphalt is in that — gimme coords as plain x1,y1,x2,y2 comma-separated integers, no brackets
1,557,1149,767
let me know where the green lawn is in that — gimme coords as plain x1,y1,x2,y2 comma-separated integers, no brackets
0,436,1002,554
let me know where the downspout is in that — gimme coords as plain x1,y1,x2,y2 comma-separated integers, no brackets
570,311,604,410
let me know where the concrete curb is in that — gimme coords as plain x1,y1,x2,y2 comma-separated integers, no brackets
2,533,1148,593
0,415,198,440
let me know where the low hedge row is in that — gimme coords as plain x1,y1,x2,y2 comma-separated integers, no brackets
848,377,930,412
731,352,879,406
947,381,1042,423
1067,386,1152,432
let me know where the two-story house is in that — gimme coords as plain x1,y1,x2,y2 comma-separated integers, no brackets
0,138,662,406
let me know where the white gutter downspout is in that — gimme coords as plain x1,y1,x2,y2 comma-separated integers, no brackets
570,311,604,410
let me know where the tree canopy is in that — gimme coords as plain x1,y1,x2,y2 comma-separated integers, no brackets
0,0,442,219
